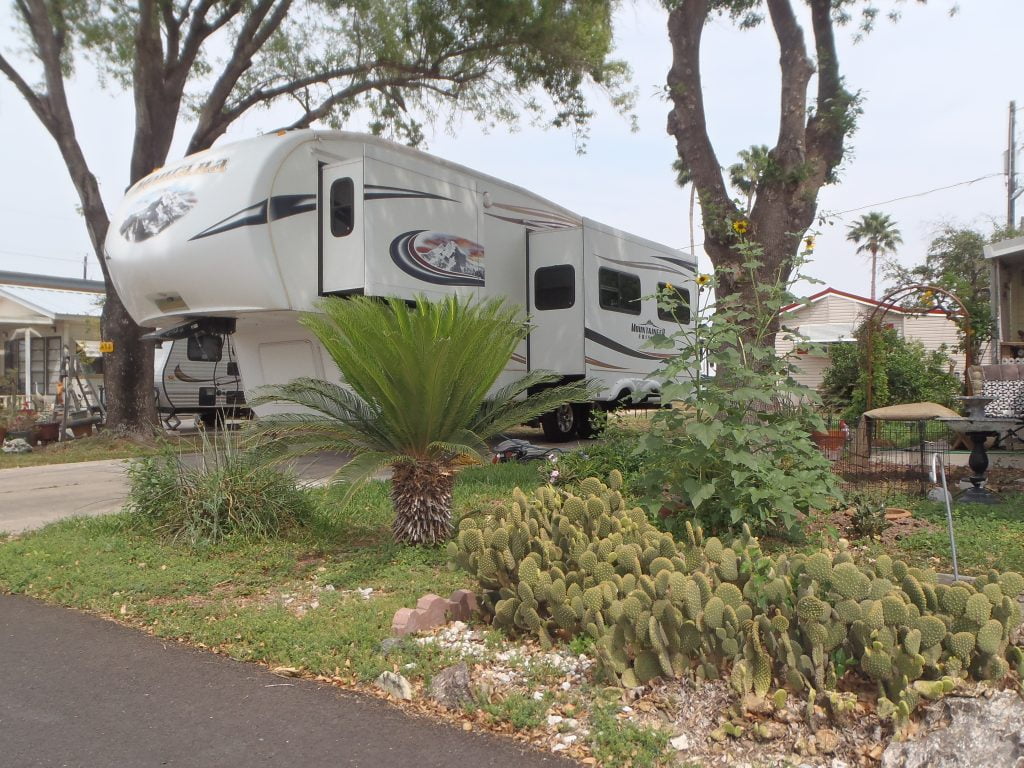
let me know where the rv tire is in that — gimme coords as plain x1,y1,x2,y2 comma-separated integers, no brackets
540,404,577,442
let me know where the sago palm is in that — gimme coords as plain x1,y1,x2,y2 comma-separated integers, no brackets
846,211,902,300
249,295,598,545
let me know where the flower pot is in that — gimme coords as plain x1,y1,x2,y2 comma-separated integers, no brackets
811,430,847,451
0,427,6,443
33,423,60,444
71,424,93,439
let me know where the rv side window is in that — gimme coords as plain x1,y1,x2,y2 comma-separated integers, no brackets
657,282,692,324
598,268,641,315
534,265,575,310
330,178,354,237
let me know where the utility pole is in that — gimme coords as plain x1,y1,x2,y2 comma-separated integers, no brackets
1008,101,1022,229
82,254,88,280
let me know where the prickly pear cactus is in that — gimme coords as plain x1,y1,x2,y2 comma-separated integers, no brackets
448,472,1024,722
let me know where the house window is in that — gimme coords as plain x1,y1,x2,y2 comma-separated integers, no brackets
330,178,355,237
598,268,641,315
8,336,63,395
534,265,575,310
657,282,691,324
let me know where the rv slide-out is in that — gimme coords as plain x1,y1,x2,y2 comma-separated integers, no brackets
105,130,695,439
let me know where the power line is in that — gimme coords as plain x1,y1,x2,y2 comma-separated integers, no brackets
0,248,98,264
677,172,1005,252
828,173,1004,218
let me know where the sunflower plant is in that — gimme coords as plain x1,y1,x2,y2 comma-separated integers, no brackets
248,295,598,545
638,239,841,536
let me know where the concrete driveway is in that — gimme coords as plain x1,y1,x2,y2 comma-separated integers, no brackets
0,430,582,536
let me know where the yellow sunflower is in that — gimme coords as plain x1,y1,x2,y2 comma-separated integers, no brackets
803,236,815,252
732,219,749,235
696,273,711,287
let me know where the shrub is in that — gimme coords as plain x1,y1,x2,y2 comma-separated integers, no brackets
637,250,841,534
542,422,646,495
451,473,1024,725
821,322,961,422
125,436,313,544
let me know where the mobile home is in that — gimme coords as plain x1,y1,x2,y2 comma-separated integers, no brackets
105,131,694,439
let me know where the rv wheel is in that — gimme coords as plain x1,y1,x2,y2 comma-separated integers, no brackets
541,404,577,442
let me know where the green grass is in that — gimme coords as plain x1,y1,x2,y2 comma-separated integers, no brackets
0,462,539,686
589,699,670,768
894,493,1024,575
0,432,159,468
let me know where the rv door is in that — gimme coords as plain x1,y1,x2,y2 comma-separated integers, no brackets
319,159,364,295
527,228,584,375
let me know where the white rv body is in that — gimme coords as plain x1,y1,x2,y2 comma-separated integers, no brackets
105,131,695,437
153,336,249,425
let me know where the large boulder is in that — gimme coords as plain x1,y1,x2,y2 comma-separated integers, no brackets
881,691,1024,768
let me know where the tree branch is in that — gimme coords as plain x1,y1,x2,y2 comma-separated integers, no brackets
665,0,735,237
804,0,848,178
185,0,290,153
765,0,814,166
0,52,53,130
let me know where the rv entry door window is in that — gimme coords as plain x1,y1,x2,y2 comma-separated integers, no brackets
534,265,576,310
330,178,355,237
598,268,641,315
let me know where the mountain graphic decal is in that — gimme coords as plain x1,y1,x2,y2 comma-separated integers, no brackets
389,230,485,286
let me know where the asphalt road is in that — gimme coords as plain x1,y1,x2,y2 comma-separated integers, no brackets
0,595,576,768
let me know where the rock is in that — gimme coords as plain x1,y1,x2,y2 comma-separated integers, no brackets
416,594,451,628
378,637,404,655
1,438,32,453
670,734,691,751
448,589,478,621
880,692,1024,768
815,729,841,755
374,671,413,700
547,715,564,727
428,663,472,710
391,607,422,637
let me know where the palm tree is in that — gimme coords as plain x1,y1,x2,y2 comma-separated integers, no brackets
846,212,903,300
727,145,771,214
249,295,598,545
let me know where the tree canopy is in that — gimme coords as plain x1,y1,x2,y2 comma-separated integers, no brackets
847,211,902,300
0,0,629,431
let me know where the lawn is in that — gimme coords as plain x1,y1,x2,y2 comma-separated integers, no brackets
0,432,160,468
0,463,544,683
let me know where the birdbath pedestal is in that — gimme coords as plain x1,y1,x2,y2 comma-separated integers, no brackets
938,397,1017,504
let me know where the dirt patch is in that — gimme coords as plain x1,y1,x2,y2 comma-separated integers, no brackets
807,507,938,547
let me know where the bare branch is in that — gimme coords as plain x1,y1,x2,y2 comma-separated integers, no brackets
765,0,814,165
804,0,848,175
185,0,292,153
665,0,735,231
0,52,52,129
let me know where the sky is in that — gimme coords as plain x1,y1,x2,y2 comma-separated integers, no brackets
0,0,1021,301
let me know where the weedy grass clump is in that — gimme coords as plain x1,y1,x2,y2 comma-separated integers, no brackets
125,435,313,545
450,472,1024,725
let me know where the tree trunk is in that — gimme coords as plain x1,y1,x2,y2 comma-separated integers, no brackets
100,287,158,434
870,248,878,301
391,460,456,545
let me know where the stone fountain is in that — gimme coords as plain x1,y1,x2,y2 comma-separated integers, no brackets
937,396,1021,503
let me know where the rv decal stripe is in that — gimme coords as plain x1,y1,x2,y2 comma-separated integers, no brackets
510,353,527,364
364,185,457,203
490,203,581,227
597,254,690,277
190,200,267,240
190,194,316,241
584,356,628,371
269,194,317,220
484,213,577,231
584,328,673,361
651,253,697,270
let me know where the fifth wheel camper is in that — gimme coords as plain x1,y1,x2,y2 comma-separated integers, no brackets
105,130,695,440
